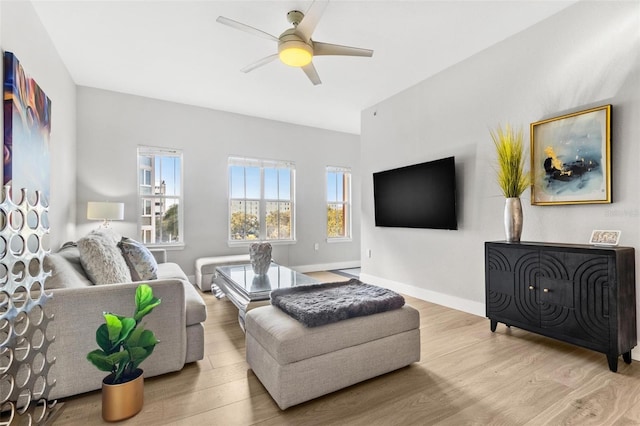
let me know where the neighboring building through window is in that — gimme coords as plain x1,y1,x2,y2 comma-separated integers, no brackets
137,146,183,246
327,166,351,240
229,157,295,243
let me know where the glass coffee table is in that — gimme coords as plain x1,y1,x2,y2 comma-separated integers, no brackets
212,263,318,331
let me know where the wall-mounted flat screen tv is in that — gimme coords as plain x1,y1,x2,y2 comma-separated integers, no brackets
373,156,458,230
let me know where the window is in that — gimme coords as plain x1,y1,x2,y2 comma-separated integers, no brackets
137,146,183,246
229,157,295,243
326,166,351,240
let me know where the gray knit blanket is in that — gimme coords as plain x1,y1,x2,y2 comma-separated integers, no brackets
270,279,405,327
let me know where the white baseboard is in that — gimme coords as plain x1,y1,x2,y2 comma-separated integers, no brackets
292,261,361,274
359,273,485,318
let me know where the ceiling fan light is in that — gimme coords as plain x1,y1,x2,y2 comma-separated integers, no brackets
278,41,313,67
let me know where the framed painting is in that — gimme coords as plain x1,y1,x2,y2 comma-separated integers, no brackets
530,105,611,205
3,51,52,203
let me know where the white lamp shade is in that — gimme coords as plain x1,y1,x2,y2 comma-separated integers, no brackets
87,202,124,221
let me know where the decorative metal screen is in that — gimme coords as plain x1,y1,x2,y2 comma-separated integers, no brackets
0,187,57,424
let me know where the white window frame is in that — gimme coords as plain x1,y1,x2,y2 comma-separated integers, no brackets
137,146,184,249
228,156,296,246
326,166,352,242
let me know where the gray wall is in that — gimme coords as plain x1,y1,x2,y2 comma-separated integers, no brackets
1,0,78,248
76,87,361,276
360,1,640,318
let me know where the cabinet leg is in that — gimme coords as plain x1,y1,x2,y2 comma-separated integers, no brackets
623,351,632,364
490,320,497,332
607,355,618,372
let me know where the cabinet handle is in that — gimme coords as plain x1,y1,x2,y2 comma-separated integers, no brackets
529,285,534,290
543,288,550,293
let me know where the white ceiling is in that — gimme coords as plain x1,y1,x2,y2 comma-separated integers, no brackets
31,0,577,134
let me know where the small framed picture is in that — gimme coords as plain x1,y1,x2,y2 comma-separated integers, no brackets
589,230,621,246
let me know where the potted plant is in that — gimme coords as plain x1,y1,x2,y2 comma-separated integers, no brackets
491,123,530,242
86,284,161,422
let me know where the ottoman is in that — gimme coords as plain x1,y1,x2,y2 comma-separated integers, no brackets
245,304,421,409
194,254,250,291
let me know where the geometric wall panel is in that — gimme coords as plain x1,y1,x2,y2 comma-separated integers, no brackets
0,186,57,425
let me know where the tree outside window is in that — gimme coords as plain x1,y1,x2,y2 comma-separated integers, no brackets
229,157,295,243
327,167,351,240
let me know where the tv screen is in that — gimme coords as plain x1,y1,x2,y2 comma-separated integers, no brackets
373,156,457,230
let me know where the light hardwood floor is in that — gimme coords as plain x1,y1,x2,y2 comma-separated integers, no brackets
53,272,640,425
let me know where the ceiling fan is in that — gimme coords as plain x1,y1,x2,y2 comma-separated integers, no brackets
216,0,373,85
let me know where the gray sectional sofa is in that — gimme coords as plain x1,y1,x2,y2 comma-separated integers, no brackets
43,232,207,400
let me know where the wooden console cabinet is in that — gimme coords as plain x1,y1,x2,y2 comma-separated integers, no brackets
485,241,636,372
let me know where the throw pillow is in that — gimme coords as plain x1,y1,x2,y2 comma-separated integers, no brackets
44,253,94,289
118,237,158,281
57,242,92,279
77,229,132,285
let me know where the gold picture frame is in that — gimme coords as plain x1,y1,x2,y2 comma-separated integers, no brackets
530,105,611,205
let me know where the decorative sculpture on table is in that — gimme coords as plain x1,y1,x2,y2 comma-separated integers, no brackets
249,242,272,275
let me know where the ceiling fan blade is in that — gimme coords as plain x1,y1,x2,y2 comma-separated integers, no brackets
313,41,374,57
241,54,279,73
216,16,279,42
296,0,329,41
302,62,322,85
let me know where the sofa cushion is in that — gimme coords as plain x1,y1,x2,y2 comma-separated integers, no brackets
155,263,206,326
156,262,189,281
118,237,158,281
56,242,88,277
44,252,94,289
77,229,132,285
183,281,207,326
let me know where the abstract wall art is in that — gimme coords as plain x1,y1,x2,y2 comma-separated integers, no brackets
3,51,52,203
530,104,611,205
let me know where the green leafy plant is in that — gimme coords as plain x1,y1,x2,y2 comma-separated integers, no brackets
491,124,530,198
87,284,161,384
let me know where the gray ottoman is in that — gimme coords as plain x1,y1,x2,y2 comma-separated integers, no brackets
245,304,421,410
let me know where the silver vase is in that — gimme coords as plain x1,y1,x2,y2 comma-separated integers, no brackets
504,197,523,242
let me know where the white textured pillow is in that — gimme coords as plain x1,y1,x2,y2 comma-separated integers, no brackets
77,229,132,285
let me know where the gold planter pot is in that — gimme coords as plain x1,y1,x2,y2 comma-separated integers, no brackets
101,369,144,422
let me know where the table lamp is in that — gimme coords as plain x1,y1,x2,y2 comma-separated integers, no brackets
87,201,124,228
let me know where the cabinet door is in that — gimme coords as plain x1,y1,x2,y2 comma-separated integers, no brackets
486,245,539,326
538,250,610,349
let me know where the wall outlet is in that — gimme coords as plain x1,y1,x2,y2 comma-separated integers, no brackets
367,249,372,258
314,243,319,251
